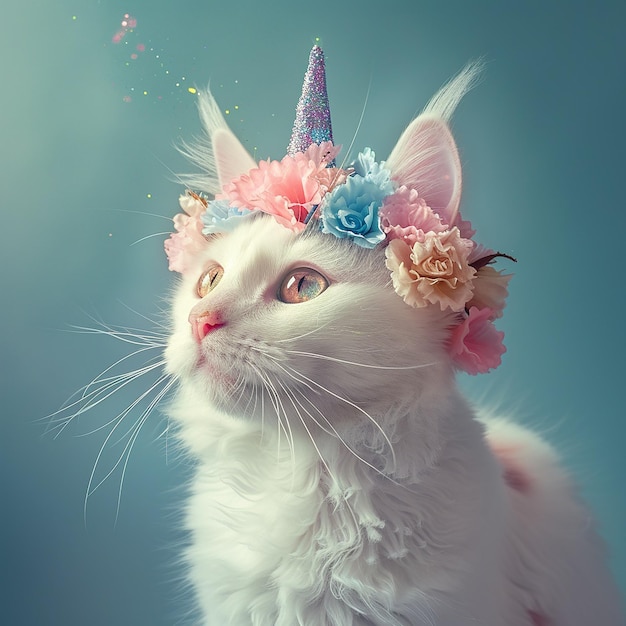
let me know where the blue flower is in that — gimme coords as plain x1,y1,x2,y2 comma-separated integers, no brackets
321,178,387,248
351,148,393,190
201,200,252,234
320,149,393,248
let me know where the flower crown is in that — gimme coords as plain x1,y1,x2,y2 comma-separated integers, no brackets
165,47,513,375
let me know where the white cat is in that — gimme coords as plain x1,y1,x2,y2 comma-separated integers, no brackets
161,50,624,625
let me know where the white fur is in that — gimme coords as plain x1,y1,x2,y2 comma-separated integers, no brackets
164,218,623,625
164,67,624,624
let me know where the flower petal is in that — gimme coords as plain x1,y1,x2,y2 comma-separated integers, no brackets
468,266,512,319
448,307,506,374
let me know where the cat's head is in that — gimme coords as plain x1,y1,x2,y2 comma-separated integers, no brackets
164,47,511,436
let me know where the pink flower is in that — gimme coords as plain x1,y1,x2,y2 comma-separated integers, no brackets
448,306,506,374
385,228,476,311
379,186,446,245
468,266,512,319
164,192,208,274
302,141,342,166
218,145,342,231
451,211,476,239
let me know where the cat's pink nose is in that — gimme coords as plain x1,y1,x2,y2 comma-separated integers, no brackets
188,311,225,343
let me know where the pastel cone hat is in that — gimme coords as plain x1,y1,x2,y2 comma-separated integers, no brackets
287,45,334,159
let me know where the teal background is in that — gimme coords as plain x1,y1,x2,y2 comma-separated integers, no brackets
2,0,624,623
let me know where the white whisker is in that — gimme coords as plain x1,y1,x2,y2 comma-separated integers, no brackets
115,301,170,331
85,373,170,498
285,349,437,370
100,207,173,222
83,372,173,524
49,305,175,523
230,375,249,412
253,340,426,483
249,363,280,417
131,231,173,246
47,360,166,436
272,359,398,475
114,376,176,524
150,149,190,189
272,322,330,344
277,386,363,547
293,389,389,478
264,372,296,463
110,374,173,447
114,413,150,525
68,323,167,346
338,76,371,172
276,378,337,488
251,364,295,465
283,370,405,487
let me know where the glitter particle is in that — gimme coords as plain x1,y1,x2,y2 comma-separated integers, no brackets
146,193,152,199
112,13,137,44
187,87,197,94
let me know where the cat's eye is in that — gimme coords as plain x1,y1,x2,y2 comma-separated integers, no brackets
278,268,329,304
197,265,224,298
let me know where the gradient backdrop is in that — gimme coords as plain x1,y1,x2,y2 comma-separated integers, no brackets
2,1,624,624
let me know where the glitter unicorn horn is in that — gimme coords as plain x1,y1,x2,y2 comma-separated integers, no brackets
287,45,334,159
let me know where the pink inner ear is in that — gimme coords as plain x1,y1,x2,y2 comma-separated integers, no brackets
213,127,257,189
386,116,462,226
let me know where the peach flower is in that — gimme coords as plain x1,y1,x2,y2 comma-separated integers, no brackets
385,228,476,311
468,266,512,319
315,166,351,194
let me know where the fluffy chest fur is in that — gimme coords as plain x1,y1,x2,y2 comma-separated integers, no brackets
171,384,512,626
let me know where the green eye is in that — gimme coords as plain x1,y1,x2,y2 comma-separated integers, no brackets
278,268,329,304
197,264,224,298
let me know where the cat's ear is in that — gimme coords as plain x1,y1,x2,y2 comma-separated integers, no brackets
179,89,256,195
386,117,462,224
212,127,257,188
385,63,482,225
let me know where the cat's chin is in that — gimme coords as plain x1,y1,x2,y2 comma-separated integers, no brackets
194,355,237,388
184,356,260,420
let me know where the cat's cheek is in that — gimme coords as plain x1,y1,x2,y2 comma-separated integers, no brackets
164,331,198,380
